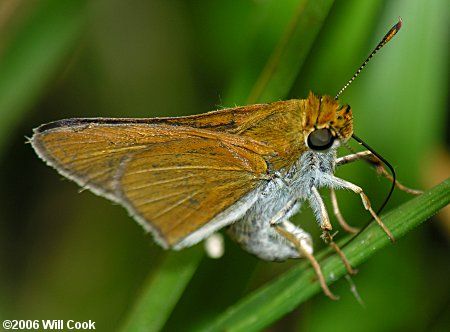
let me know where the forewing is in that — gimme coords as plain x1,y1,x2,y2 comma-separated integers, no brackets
31,119,268,248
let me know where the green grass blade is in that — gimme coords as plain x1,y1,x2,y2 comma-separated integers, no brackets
118,2,334,330
224,0,335,105
0,0,88,154
119,247,203,332
203,178,450,332
246,0,334,104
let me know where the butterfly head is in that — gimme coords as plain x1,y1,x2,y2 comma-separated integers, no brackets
303,92,353,152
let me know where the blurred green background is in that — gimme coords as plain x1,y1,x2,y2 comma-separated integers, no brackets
0,0,448,331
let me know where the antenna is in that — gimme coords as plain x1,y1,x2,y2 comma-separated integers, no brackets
335,17,402,99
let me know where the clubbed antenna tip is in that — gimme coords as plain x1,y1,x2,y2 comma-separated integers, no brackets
335,17,403,100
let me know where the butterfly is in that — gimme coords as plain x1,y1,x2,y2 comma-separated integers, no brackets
31,18,408,299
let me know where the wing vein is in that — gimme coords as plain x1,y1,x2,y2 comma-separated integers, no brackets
125,174,195,190
127,165,242,175
150,190,201,220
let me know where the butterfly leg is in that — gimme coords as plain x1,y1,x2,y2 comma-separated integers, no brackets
333,151,421,235
273,222,338,300
331,176,395,242
330,187,359,234
336,151,422,195
269,201,340,299
310,186,332,231
308,186,357,275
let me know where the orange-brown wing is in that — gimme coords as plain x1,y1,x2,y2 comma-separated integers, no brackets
155,99,312,170
31,119,269,248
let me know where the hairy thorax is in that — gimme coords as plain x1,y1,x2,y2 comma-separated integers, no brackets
228,149,338,261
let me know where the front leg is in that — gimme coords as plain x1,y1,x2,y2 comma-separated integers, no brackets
307,185,356,275
330,176,395,241
336,150,422,195
308,186,333,231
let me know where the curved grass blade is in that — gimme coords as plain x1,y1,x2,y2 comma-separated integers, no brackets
119,247,203,332
247,0,335,104
118,2,334,330
202,178,450,332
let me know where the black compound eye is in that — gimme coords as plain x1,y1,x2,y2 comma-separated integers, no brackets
307,128,334,150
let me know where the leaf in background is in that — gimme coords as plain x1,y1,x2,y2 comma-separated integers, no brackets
119,247,203,332
202,179,450,332
0,0,88,154
118,1,335,330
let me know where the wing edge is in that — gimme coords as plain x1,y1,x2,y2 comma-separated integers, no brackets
30,129,263,250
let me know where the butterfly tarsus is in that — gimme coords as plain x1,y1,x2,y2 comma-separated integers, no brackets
322,230,358,275
330,188,359,234
336,150,423,195
311,186,332,231
274,224,338,300
331,176,396,242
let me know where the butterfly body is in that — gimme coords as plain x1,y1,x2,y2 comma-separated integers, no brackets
31,92,352,260
30,19,406,299
228,148,339,261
